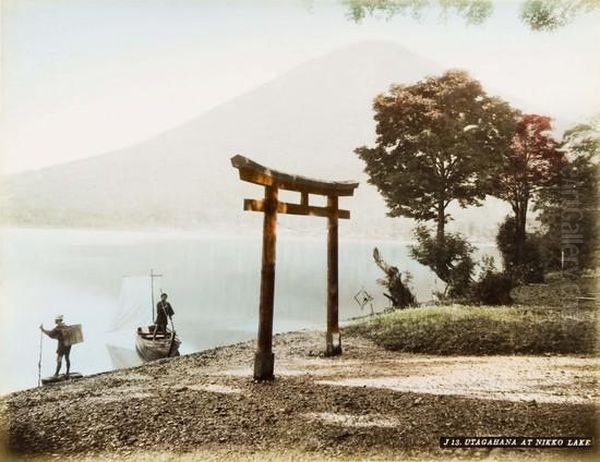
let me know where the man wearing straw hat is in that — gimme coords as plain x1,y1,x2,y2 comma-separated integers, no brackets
40,315,71,377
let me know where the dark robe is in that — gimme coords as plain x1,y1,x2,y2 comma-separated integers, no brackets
156,301,174,331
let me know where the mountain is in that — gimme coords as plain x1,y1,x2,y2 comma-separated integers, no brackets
0,41,508,239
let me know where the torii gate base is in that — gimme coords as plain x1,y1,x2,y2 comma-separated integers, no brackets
231,155,358,380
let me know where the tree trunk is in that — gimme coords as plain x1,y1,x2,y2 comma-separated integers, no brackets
436,203,445,244
514,199,528,266
435,201,446,279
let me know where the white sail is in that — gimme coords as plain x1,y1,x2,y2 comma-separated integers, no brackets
105,344,143,369
108,276,152,332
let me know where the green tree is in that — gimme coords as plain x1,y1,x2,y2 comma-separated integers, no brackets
342,0,493,24
521,0,600,31
356,70,516,292
340,0,600,30
410,225,475,297
356,70,517,246
535,121,599,271
496,215,545,282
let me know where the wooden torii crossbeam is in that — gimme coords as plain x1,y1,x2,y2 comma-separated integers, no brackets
231,155,359,381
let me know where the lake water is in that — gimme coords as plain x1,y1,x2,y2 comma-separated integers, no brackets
0,227,496,394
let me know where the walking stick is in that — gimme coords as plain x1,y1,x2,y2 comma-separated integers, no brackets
37,328,43,387
167,316,177,357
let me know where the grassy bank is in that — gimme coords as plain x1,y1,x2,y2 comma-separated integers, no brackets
346,304,597,355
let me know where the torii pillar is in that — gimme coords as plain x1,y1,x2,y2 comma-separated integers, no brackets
231,155,358,380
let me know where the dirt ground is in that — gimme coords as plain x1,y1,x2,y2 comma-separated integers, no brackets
1,331,598,461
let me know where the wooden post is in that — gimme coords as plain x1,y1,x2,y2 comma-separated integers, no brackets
231,155,358,374
254,185,278,380
325,195,341,356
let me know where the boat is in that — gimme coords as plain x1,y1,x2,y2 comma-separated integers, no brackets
134,269,181,361
135,325,180,361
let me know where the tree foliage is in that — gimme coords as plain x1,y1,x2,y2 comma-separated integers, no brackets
410,225,475,298
521,0,600,31
356,70,517,243
496,215,545,282
471,256,514,305
492,114,563,264
340,0,600,30
535,121,599,271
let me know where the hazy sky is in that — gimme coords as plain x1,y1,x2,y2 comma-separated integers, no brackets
2,0,599,174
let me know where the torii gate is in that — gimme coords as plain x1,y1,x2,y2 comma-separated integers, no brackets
231,155,359,381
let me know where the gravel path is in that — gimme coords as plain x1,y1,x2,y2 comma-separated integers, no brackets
1,330,597,461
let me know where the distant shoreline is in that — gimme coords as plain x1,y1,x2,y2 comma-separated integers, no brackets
0,225,496,247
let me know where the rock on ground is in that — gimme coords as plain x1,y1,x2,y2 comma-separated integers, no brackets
1,330,597,461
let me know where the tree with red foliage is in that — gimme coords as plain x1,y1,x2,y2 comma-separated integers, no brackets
493,114,564,266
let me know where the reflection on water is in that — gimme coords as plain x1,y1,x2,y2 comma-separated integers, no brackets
0,227,496,394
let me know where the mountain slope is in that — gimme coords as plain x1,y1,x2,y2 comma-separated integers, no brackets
1,41,506,238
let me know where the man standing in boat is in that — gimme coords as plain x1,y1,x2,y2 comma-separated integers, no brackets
154,293,175,334
40,315,71,377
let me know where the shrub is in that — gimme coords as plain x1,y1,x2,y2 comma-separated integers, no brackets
373,247,416,309
470,256,514,305
410,225,475,299
472,271,514,305
496,215,544,283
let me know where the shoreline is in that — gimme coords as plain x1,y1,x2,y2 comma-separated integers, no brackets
0,225,498,247
2,329,597,460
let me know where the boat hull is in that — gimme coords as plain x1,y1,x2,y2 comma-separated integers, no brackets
135,326,181,362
